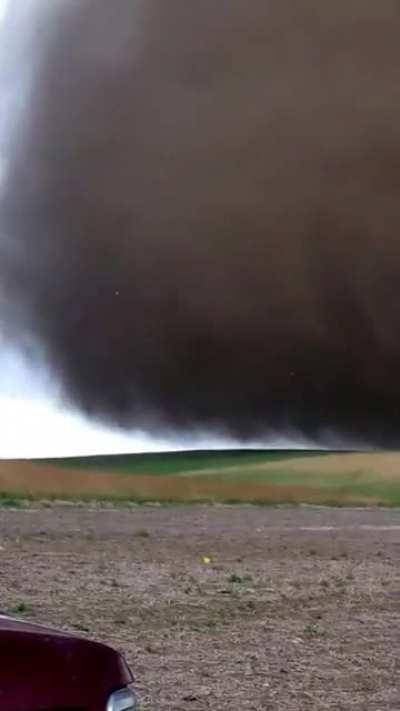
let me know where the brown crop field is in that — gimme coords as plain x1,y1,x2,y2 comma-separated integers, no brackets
1,505,400,710
2,450,400,505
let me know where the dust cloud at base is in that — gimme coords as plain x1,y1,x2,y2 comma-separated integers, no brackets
2,1,400,450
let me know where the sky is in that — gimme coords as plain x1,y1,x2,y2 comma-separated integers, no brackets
0,0,8,24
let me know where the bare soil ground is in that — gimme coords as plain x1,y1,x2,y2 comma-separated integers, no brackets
1,505,400,710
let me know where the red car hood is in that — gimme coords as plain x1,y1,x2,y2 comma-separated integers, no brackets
0,615,133,711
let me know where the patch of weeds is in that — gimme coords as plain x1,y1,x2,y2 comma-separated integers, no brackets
145,643,160,654
204,619,217,629
334,580,347,595
134,528,150,538
0,494,23,508
189,624,204,633
73,623,90,633
304,623,326,638
304,623,317,637
228,573,244,584
238,600,257,612
11,601,31,615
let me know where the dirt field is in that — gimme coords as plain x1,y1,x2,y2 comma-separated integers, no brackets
1,505,400,710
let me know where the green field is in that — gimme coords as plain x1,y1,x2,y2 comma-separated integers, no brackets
3,449,400,506
38,448,331,475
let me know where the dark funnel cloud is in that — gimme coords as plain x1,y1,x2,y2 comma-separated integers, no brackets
2,0,400,445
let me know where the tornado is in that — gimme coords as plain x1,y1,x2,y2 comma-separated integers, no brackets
2,0,400,447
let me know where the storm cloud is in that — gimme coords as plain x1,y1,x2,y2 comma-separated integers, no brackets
2,0,400,445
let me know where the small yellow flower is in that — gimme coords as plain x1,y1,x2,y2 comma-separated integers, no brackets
202,555,212,565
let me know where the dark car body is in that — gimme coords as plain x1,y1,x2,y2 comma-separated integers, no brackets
0,615,134,711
